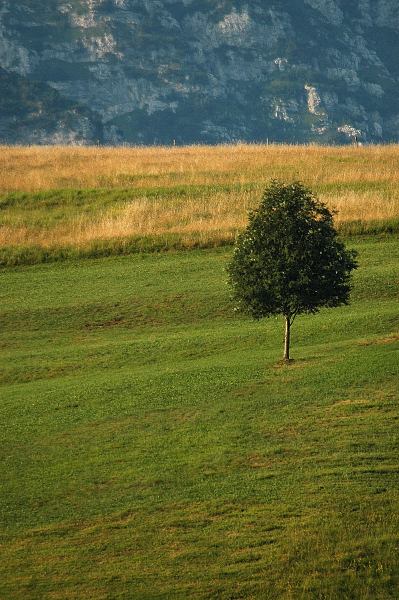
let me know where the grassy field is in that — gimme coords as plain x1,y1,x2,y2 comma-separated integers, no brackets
1,144,399,597
1,235,399,599
1,144,399,265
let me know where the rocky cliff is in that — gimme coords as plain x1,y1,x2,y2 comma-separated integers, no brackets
1,0,399,145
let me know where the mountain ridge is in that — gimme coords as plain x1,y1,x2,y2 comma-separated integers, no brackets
1,1,399,145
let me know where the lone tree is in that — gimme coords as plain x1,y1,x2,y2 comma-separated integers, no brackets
227,181,358,362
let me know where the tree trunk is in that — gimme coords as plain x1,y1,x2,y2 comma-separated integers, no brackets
284,315,291,362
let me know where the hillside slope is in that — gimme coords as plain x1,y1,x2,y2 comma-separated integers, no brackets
1,239,399,598
1,1,399,144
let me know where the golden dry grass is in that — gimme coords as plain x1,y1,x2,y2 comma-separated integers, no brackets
0,189,254,248
1,144,399,251
1,189,397,250
3,143,399,191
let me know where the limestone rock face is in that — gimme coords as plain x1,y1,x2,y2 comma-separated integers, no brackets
1,0,399,144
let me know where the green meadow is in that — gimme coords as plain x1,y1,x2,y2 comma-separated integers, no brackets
1,235,398,599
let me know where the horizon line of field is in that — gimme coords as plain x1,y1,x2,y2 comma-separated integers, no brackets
3,141,399,149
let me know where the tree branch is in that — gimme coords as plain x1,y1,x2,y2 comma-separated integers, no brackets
290,309,299,325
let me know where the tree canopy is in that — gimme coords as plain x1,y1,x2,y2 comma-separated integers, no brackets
227,181,358,360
